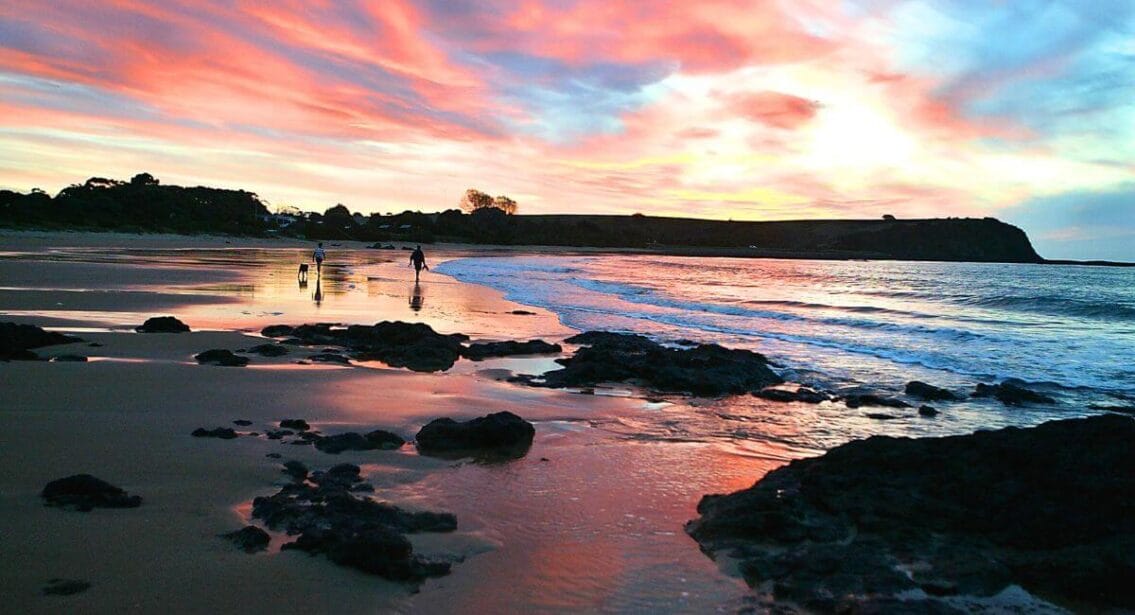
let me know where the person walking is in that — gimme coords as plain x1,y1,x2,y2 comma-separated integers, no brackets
410,245,428,282
312,242,326,275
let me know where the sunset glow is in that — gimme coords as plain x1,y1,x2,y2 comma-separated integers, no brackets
2,1,1133,258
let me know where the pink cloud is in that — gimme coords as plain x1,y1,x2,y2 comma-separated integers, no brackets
727,91,821,129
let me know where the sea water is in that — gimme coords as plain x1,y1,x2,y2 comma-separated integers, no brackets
438,254,1135,450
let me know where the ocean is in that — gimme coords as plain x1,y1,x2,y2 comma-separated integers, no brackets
438,254,1135,451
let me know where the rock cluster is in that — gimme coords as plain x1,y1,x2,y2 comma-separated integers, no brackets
527,332,782,396
41,474,142,511
415,411,535,458
221,526,271,553
135,316,190,333
972,381,1056,405
260,321,564,372
251,462,455,583
0,321,81,360
192,427,239,439
194,349,249,366
686,415,1135,612
313,430,406,454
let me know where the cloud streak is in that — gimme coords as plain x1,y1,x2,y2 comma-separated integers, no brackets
1,0,1132,258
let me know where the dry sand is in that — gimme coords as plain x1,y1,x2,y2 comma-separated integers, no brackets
0,231,777,614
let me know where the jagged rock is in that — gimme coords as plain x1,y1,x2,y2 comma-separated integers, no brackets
279,419,310,431
192,427,238,439
919,405,940,417
135,316,190,333
251,463,456,584
194,349,249,366
754,387,830,404
282,460,308,481
221,526,270,553
972,381,1056,406
310,352,351,365
247,343,289,357
842,394,911,409
312,430,405,454
0,321,81,360
416,412,534,458
461,340,562,360
686,415,1135,611
42,579,91,596
905,381,960,401
532,332,781,396
261,325,295,338
41,474,142,511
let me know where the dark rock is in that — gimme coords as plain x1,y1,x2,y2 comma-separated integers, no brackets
135,316,190,333
282,460,308,481
535,332,781,396
42,579,91,596
266,453,282,459
221,526,270,553
0,321,81,360
754,387,830,404
972,381,1056,406
280,419,310,431
266,429,293,440
271,321,469,372
247,343,289,357
905,381,960,401
310,352,351,365
233,419,253,426
261,324,295,337
865,413,899,420
686,415,1135,611
843,394,911,409
919,405,939,417
41,474,142,511
51,354,88,362
461,340,562,360
416,412,534,458
88,342,103,347
312,430,405,454
192,427,238,439
510,310,536,315
194,349,249,367
251,463,456,584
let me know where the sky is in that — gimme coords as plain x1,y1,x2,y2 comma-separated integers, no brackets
1,1,1133,260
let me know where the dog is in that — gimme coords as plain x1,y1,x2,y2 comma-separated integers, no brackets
298,263,309,282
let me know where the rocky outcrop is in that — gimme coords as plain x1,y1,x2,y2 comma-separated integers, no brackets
0,321,81,360
135,316,190,333
252,462,455,583
686,415,1135,612
841,393,910,409
194,349,249,366
192,427,239,439
461,340,562,360
754,387,830,404
279,419,310,431
221,526,270,553
526,332,781,396
245,343,288,357
905,381,960,401
972,381,1056,406
261,322,468,372
416,412,535,458
312,430,406,454
41,474,142,511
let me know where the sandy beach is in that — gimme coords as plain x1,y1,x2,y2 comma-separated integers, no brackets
0,231,778,614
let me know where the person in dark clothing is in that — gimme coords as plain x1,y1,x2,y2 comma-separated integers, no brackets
410,245,428,282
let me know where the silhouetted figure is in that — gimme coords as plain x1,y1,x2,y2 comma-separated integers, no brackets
313,242,326,275
410,245,428,282
298,263,309,282
409,282,424,312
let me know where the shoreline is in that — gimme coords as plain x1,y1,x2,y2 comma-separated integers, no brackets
5,228,1130,266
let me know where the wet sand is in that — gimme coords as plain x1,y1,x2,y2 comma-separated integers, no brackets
0,231,784,613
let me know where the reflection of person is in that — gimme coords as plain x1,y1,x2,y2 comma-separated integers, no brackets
313,242,326,274
410,245,428,282
409,282,424,312
313,276,323,306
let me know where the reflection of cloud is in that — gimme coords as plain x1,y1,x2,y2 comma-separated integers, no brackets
2,1,1134,258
